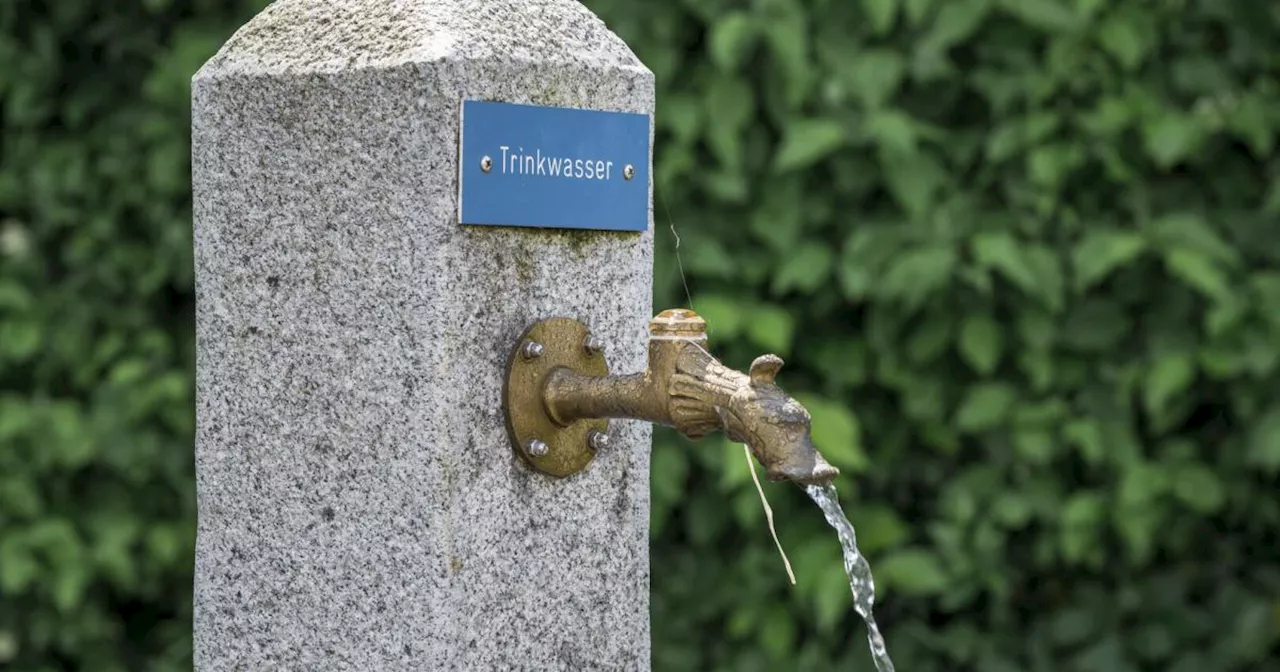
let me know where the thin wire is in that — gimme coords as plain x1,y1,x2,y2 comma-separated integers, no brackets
745,444,797,585
658,190,695,312
658,193,793,583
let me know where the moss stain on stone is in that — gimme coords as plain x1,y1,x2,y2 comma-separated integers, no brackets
515,254,534,283
558,229,612,258
540,85,561,106
507,227,622,261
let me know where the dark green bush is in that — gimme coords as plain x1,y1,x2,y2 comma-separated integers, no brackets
3,0,1279,670
595,0,1280,669
0,3,263,670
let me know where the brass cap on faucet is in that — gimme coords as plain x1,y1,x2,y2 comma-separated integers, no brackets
648,308,707,340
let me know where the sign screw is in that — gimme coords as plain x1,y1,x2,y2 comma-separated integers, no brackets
584,333,605,355
623,164,635,180
588,431,610,452
520,340,544,360
527,439,549,457
480,156,493,173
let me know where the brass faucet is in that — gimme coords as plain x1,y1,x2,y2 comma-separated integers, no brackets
502,308,840,486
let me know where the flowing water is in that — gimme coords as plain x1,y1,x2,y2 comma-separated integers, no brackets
805,483,896,672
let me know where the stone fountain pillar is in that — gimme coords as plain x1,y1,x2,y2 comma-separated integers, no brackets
190,1,654,668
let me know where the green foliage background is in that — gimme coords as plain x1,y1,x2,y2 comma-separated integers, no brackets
3,0,1280,670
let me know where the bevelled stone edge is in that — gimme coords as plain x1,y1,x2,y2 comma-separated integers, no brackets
193,0,648,81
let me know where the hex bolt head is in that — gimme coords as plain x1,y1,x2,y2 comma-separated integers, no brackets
520,340,544,360
588,430,610,452
480,156,493,173
584,334,605,356
527,439,549,457
623,164,635,180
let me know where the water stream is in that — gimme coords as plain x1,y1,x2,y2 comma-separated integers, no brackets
805,483,896,672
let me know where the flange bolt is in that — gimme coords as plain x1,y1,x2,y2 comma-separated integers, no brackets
520,340,544,360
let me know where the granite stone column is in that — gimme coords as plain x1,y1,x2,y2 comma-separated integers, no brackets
191,1,654,669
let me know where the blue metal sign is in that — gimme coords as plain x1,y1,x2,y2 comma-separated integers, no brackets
459,100,650,232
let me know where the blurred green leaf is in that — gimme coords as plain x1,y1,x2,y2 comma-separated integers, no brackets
1024,244,1066,312
774,118,848,172
813,562,852,631
1050,607,1098,646
1247,406,1280,471
923,0,991,50
1119,461,1168,508
1097,11,1152,71
958,314,1002,375
1076,636,1128,670
878,548,949,595
998,0,1080,31
760,606,797,658
0,320,41,360
705,77,754,166
0,535,36,593
795,394,869,471
906,315,952,367
1072,228,1146,291
904,0,936,24
847,49,905,109
880,245,956,310
1014,428,1056,464
992,491,1033,528
1172,463,1224,513
652,442,690,509
697,294,746,339
1228,91,1276,157
881,150,948,216
955,382,1017,431
862,0,900,35
866,109,918,153
1064,418,1106,464
1164,248,1232,301
1149,213,1238,265
657,94,701,141
1061,297,1129,351
772,242,835,294
761,12,812,108
1143,113,1204,168
1061,491,1105,563
0,280,31,310
708,13,759,72
746,304,795,354
849,505,910,553
972,232,1059,307
1143,353,1196,416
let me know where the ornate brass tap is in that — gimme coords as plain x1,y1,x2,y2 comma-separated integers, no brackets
502,309,840,486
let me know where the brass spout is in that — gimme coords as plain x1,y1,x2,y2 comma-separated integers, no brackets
502,309,840,486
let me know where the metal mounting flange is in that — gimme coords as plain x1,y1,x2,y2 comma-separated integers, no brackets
502,317,610,477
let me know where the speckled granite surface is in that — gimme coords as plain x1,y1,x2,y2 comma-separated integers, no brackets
191,2,654,669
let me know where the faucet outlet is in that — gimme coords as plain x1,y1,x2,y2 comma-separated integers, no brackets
502,309,840,486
